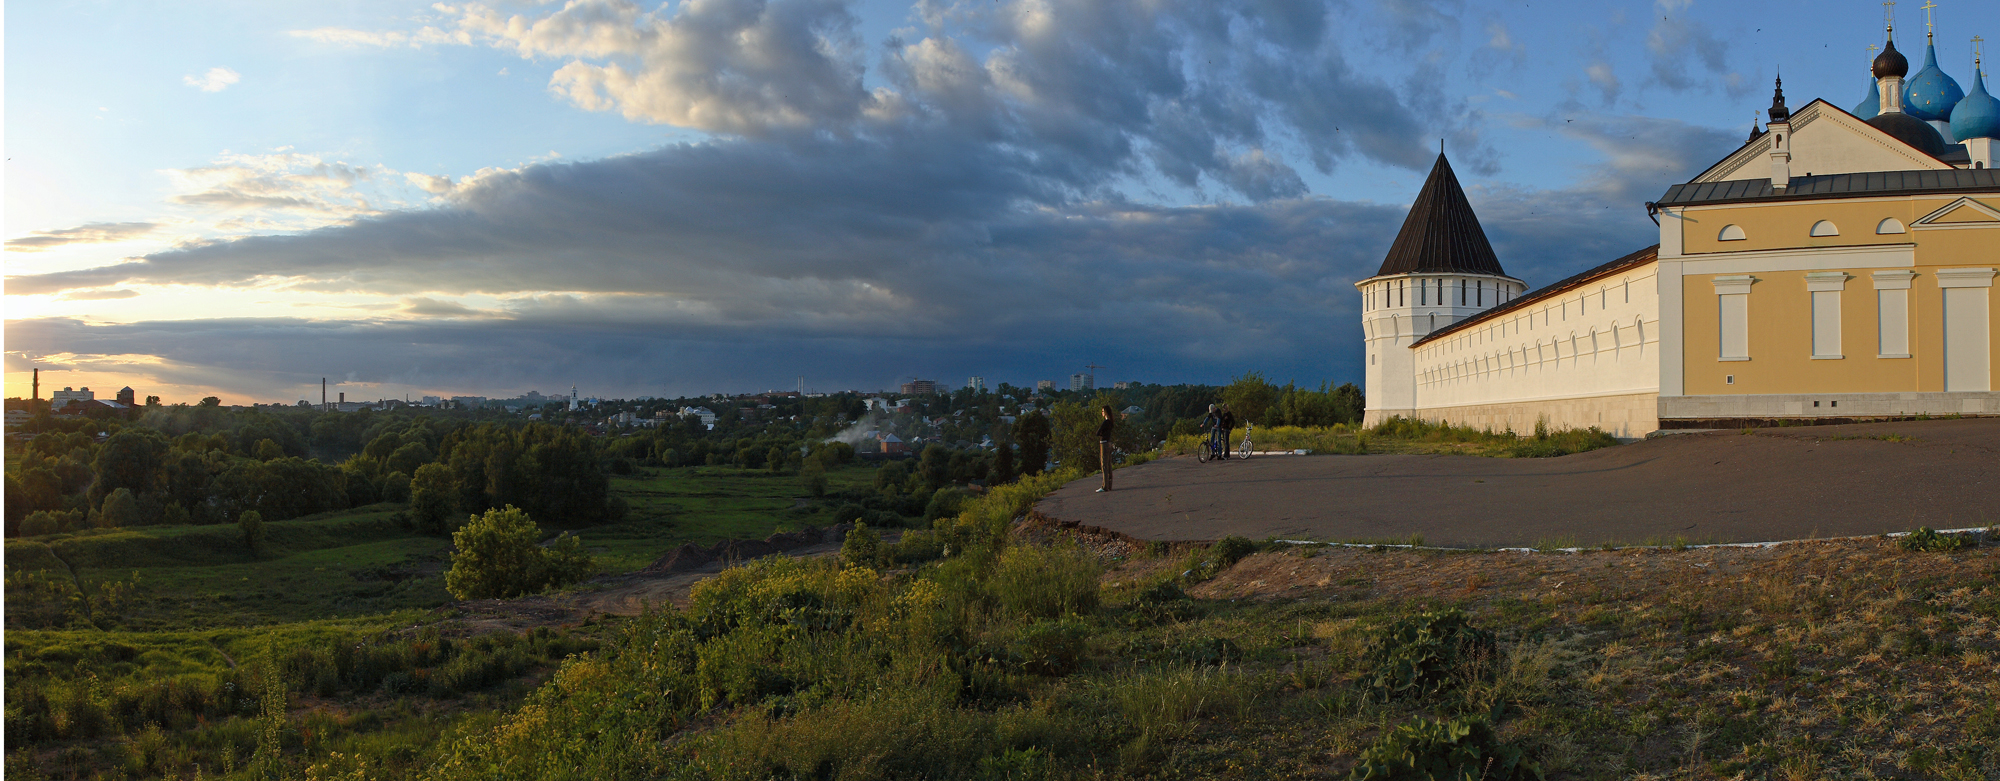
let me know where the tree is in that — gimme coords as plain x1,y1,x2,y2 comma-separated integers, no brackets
410,463,459,535
92,429,170,505
1049,401,1101,473
254,438,285,461
989,445,1017,485
444,505,593,600
1220,371,1277,425
918,444,951,492
98,488,140,528
199,396,222,407
1012,412,1052,476
239,509,265,549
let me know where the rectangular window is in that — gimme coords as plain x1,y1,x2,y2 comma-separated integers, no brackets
1938,268,1997,392
1873,271,1914,358
1807,273,1848,359
1714,275,1755,361
1420,281,1427,305
1811,291,1842,358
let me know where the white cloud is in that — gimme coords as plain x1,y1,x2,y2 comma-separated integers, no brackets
183,67,241,92
7,222,159,252
287,26,471,48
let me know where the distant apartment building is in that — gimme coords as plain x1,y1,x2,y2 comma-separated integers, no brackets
966,376,985,391
1035,380,1055,391
1111,382,1131,390
50,387,94,409
1069,373,1093,391
681,406,718,427
900,379,938,395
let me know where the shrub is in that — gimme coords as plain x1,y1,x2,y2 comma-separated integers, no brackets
1013,619,1091,676
1126,578,1196,624
842,522,882,567
444,506,594,600
238,510,265,549
1180,535,1258,583
1363,609,1497,701
991,544,1101,619
1349,715,1540,781
1897,527,1969,552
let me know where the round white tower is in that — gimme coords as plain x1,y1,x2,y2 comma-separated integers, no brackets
1356,152,1523,426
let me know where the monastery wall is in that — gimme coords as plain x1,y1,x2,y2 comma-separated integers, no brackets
1405,262,1663,438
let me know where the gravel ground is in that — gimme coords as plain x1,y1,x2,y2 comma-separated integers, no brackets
1037,418,2000,548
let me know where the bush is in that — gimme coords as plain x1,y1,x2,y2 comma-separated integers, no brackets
842,522,882,567
1363,609,1497,701
1180,535,1258,583
443,506,594,600
1013,619,1091,676
1349,715,1540,781
238,510,264,549
991,544,1101,619
1897,527,1969,552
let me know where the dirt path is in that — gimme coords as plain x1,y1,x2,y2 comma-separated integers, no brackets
446,541,849,633
1040,418,2000,548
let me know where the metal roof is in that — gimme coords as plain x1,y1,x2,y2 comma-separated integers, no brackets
1409,245,1659,349
1374,153,1509,278
1656,169,2000,208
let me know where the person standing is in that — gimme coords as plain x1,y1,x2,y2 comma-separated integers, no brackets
1096,405,1117,492
1199,403,1223,457
1217,404,1237,459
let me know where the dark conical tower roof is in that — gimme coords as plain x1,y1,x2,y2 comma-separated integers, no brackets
1375,153,1507,278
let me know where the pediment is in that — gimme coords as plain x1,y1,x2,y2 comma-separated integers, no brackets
1916,197,2000,225
1691,100,1953,184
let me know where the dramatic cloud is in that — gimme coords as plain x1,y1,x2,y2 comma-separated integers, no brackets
5,108,1729,398
9,0,1760,399
1644,0,1744,97
183,67,241,92
299,0,1464,196
7,222,158,252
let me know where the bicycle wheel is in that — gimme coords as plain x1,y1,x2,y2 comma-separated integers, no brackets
1196,440,1213,463
1238,438,1253,459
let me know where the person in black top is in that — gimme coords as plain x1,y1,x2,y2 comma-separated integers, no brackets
1199,403,1223,458
1217,404,1237,459
1096,405,1117,492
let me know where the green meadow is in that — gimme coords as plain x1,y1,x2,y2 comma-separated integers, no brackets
3,463,884,780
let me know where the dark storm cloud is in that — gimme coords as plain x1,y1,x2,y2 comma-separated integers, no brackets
6,0,1746,397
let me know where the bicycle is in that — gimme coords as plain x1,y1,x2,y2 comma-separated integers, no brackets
1236,423,1254,460
1196,428,1226,463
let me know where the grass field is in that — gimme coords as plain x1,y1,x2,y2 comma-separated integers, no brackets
3,462,884,780
578,464,881,573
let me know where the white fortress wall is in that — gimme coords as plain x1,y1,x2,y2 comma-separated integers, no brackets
1408,262,1663,437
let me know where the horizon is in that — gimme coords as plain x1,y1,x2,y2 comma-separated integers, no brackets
8,0,1996,404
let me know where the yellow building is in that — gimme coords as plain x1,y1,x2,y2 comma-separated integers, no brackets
1362,24,1998,433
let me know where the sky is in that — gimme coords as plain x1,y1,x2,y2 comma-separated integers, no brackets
6,0,1997,404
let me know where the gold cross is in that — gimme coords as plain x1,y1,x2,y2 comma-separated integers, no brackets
1884,0,1896,32
1976,35,1987,72
1921,0,1936,34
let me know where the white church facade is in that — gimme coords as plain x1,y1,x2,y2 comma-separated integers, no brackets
1361,19,2000,436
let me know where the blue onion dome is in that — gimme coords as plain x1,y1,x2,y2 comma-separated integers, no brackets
1906,39,1965,122
1874,38,1910,78
1951,67,2000,141
1855,77,1882,119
